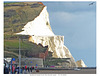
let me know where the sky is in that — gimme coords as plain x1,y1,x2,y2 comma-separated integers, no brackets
43,1,96,67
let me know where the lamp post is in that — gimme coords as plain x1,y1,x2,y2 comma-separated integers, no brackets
19,38,21,74
18,35,29,74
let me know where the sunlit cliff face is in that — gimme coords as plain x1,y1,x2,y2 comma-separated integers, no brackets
29,35,73,58
76,60,87,67
16,6,54,36
16,6,74,59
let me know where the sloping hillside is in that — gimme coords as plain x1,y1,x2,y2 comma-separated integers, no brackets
4,2,47,58
4,2,44,34
4,2,78,67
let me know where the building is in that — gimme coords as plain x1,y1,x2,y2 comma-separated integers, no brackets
4,58,44,68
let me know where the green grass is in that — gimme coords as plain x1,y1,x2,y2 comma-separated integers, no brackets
4,2,44,34
4,38,47,58
4,40,19,48
4,2,46,58
4,39,39,50
4,52,18,58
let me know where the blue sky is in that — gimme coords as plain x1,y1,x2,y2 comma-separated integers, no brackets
43,1,96,67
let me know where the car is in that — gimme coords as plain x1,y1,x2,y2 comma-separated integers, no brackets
74,68,81,71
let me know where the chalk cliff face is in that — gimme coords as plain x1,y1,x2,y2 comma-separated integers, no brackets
16,5,78,67
29,36,73,58
17,6,54,36
76,60,87,67
16,6,74,59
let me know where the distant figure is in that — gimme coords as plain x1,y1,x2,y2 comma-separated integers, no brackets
25,65,27,71
24,65,27,73
4,66,9,74
89,2,95,6
12,65,15,74
32,66,34,70
27,67,30,73
22,67,24,73
30,66,33,72
32,66,35,72
15,67,18,74
8,67,11,74
35,64,38,70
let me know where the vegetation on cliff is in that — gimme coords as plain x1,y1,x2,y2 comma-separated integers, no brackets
4,2,44,34
4,2,46,58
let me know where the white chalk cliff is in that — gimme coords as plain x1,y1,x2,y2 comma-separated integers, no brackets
29,36,73,58
17,6,54,36
16,6,77,67
76,59,87,67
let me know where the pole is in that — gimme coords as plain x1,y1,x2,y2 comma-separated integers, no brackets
19,38,21,74
11,59,12,74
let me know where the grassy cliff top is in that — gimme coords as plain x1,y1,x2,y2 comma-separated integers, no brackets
4,2,47,58
4,2,45,34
